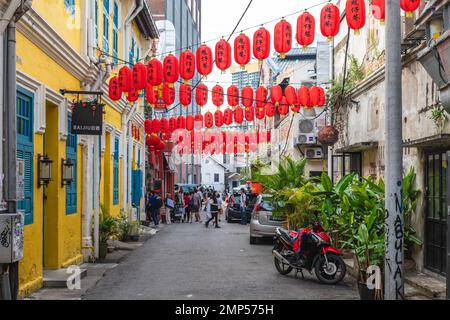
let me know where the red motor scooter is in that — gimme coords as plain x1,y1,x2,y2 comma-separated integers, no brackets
272,223,346,284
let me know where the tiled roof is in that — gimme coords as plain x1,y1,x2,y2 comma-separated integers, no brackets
273,47,317,73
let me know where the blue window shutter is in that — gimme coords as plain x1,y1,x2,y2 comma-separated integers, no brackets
16,87,34,225
103,0,110,53
66,113,77,215
112,1,119,65
94,0,99,46
113,137,119,204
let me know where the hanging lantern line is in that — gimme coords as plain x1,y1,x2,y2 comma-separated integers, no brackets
95,0,329,66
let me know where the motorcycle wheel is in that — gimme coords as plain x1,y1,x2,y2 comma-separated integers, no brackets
314,253,346,284
273,254,293,275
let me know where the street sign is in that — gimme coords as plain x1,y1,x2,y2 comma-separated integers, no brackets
71,102,104,135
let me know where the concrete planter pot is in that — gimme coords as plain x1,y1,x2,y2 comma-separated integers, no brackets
357,282,376,300
99,242,108,260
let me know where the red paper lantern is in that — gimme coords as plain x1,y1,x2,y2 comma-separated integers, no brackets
195,83,208,107
179,50,195,83
227,85,239,107
127,87,139,103
194,114,203,129
215,39,232,73
291,102,301,113
274,19,292,59
234,33,251,70
109,76,122,101
157,141,166,151
234,106,244,124
241,86,254,108
346,0,366,35
132,62,147,90
163,54,179,85
212,84,224,107
320,4,340,41
118,66,133,92
162,131,171,141
284,85,297,106
245,106,255,122
204,111,214,128
372,0,385,22
144,119,152,134
160,118,169,133
152,119,161,133
177,116,186,129
145,84,159,105
256,86,268,108
278,97,289,115
146,134,160,147
147,58,163,87
169,117,177,132
255,107,265,120
162,82,175,105
179,84,192,107
401,0,420,18
196,44,213,77
266,103,276,117
318,87,326,106
253,27,270,64
310,86,320,106
298,86,312,108
186,115,195,131
224,108,233,125
297,12,315,48
214,110,224,127
270,85,283,105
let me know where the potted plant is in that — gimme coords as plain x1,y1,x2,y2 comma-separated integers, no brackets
99,205,117,260
117,215,132,242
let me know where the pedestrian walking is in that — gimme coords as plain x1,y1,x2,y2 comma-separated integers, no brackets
175,187,185,223
205,192,220,228
164,193,174,225
239,188,247,225
145,191,152,223
150,191,162,227
191,188,202,222
184,192,192,223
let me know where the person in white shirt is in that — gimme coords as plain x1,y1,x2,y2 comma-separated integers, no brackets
239,188,247,225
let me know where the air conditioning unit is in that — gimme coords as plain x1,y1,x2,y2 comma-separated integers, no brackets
294,133,316,145
304,147,323,159
298,119,315,134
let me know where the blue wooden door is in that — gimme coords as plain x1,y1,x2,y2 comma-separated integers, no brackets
16,87,34,225
66,113,77,214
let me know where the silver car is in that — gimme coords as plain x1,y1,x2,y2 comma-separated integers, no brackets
250,195,286,244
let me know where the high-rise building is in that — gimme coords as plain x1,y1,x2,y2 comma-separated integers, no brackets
150,0,202,184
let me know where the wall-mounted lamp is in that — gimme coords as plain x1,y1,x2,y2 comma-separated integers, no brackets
61,158,75,187
38,154,53,188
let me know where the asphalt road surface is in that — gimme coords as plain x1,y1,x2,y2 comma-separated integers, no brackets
84,219,358,300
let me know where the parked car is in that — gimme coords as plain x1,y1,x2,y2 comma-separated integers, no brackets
174,183,199,194
225,192,257,223
250,194,286,244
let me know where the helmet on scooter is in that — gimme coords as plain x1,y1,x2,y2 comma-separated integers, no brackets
312,221,324,233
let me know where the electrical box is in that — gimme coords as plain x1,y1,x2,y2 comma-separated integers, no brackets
0,213,24,263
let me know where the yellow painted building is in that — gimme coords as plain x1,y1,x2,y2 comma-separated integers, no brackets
12,0,157,297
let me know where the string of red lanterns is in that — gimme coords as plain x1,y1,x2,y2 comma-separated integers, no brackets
109,1,420,104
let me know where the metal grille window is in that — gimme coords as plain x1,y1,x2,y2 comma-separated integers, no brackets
64,0,75,16
66,113,77,215
113,136,119,205
103,0,110,53
16,88,34,225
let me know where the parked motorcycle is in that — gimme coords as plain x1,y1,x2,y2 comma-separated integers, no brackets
272,224,346,284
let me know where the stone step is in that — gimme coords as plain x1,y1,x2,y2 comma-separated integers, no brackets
404,271,446,299
43,268,87,288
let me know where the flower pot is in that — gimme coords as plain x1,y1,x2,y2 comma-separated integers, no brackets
357,282,375,300
99,242,108,260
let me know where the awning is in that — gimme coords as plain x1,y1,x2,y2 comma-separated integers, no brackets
163,153,177,173
226,172,240,180
403,134,450,149
335,141,378,153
